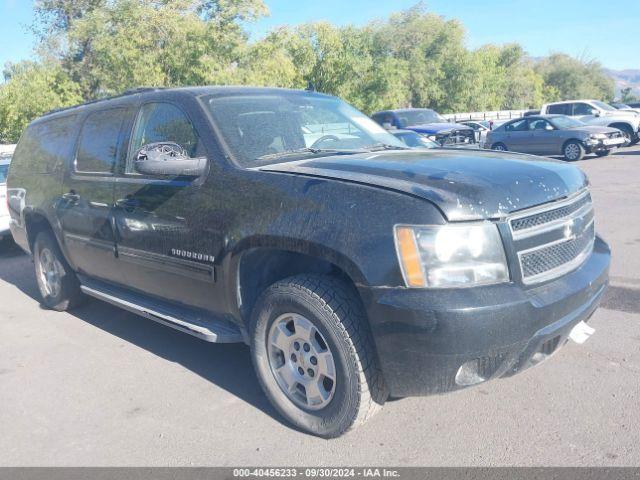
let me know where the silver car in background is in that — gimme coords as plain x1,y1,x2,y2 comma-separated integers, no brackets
485,115,626,161
0,144,15,248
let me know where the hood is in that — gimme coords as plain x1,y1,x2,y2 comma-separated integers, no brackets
406,122,473,135
567,125,621,135
258,150,588,221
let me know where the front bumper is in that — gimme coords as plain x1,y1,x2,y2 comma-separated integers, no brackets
360,236,610,397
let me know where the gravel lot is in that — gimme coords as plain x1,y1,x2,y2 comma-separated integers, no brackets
1,145,638,467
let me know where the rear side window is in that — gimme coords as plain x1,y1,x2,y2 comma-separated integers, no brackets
12,115,78,174
547,104,570,115
76,109,127,174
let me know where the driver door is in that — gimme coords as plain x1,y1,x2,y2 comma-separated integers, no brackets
112,101,223,312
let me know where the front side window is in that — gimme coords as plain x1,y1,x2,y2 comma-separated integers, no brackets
76,109,126,173
528,119,552,131
206,93,405,166
573,103,594,115
129,103,201,173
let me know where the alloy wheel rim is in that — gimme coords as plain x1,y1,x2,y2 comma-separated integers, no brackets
37,248,62,298
565,143,580,160
267,313,337,410
495,144,506,151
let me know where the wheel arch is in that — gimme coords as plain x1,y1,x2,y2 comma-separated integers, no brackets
228,238,368,328
607,122,634,135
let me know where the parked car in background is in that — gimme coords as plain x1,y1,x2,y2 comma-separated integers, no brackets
0,145,16,249
540,99,640,145
7,87,610,438
610,102,640,114
390,129,439,148
486,115,626,161
372,108,476,147
627,102,640,109
523,110,540,117
459,120,490,147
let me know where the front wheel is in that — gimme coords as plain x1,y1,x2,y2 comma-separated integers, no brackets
563,141,585,161
250,275,387,438
491,142,508,151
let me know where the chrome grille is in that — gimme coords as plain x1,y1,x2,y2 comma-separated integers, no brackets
509,190,595,284
511,193,591,232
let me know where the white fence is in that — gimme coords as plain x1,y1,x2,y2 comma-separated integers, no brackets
442,110,529,122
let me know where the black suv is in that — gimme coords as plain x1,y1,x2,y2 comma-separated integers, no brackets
7,87,610,438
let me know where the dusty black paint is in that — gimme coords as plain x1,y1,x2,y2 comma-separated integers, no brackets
6,87,610,396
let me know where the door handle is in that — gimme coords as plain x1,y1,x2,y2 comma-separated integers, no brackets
62,192,80,204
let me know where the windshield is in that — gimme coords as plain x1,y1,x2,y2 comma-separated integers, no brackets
592,100,616,111
396,109,446,127
549,116,585,129
206,93,405,166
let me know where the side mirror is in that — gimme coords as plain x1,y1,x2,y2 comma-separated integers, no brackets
590,109,601,117
545,124,554,131
382,122,393,130
134,142,206,178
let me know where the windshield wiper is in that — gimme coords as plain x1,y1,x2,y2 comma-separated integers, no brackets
364,143,410,152
256,147,360,161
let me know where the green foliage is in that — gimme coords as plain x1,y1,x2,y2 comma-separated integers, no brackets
535,53,615,102
0,2,618,143
0,62,82,143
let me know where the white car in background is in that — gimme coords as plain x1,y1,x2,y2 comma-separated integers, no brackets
0,144,16,248
459,120,490,147
541,99,640,145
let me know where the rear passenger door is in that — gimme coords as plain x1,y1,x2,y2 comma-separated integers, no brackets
112,101,224,312
57,107,131,284
503,119,531,152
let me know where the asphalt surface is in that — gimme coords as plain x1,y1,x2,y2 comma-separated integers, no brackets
1,146,639,467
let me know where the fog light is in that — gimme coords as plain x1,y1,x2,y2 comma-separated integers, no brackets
455,360,487,386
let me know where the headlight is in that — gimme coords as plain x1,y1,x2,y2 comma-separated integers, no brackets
394,223,509,288
590,133,607,140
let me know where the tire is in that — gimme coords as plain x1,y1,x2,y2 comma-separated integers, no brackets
491,142,508,151
250,274,387,438
614,125,635,145
33,230,85,311
563,140,585,161
596,150,612,157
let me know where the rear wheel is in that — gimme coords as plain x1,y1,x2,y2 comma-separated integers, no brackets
563,141,585,161
33,231,84,311
492,142,508,151
250,275,387,438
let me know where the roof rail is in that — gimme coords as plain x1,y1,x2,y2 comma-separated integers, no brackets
43,86,166,117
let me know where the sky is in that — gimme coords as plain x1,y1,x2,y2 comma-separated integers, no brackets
1,0,638,71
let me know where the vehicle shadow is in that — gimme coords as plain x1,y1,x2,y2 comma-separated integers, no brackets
0,253,290,430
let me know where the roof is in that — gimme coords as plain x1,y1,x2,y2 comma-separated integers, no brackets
376,108,437,114
39,85,335,121
545,99,598,105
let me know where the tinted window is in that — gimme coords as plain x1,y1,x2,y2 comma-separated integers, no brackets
12,116,78,174
504,119,528,132
130,103,201,162
76,109,126,173
547,104,571,115
573,103,593,115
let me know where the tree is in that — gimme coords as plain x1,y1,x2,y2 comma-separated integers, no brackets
535,53,615,102
0,62,82,143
